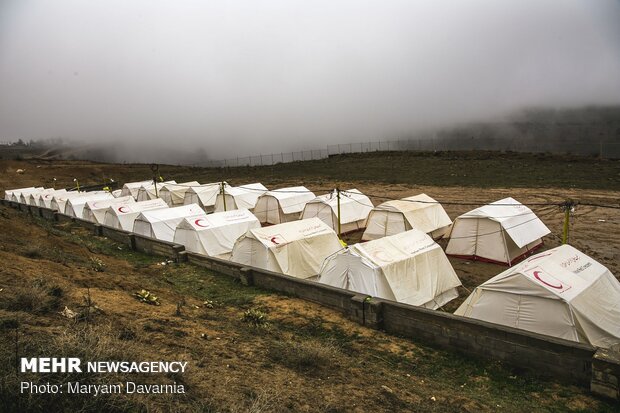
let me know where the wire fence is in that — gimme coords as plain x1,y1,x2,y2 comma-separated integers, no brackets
199,149,329,168
196,136,620,168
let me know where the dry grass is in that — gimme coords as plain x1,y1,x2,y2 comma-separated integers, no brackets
0,323,142,412
268,339,340,372
0,279,62,314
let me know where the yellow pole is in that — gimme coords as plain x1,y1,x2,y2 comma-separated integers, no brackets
221,182,227,211
562,206,570,245
74,179,80,192
561,201,574,245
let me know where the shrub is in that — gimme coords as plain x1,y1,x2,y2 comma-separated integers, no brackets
89,256,106,272
242,308,269,327
23,246,43,259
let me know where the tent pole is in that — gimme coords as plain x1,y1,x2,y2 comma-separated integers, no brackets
336,188,342,237
221,182,227,211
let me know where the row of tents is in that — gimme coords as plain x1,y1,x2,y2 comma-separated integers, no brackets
2,182,554,266
5,183,619,349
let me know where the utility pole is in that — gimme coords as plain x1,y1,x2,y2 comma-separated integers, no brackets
560,200,576,245
151,164,160,198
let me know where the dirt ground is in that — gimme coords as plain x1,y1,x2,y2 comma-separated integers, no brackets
0,153,619,412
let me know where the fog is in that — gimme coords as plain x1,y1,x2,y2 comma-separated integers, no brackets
1,0,619,162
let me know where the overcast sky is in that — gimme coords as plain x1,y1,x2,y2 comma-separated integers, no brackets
1,0,619,159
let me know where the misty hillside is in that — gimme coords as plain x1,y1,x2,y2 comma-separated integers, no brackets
3,106,619,164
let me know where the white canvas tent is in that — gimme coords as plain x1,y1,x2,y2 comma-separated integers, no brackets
445,197,550,265
4,187,35,201
28,188,62,206
19,187,47,204
12,187,44,203
455,245,620,348
301,189,373,233
214,183,267,213
103,198,169,231
136,181,177,201
254,186,316,225
64,192,115,217
38,189,67,208
120,180,153,200
133,203,204,242
319,229,462,309
159,181,201,206
51,191,107,213
230,218,343,279
82,196,136,223
173,209,260,258
183,183,223,213
362,194,452,241
111,189,122,198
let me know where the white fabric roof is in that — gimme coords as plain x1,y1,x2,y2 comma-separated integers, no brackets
321,229,461,308
455,197,550,248
250,217,335,247
231,217,342,279
18,187,48,203
38,189,67,208
133,203,204,241
304,189,373,225
136,180,177,200
27,188,58,205
103,198,169,231
221,183,268,209
260,186,316,214
159,181,201,205
5,186,35,200
65,192,115,217
184,183,222,207
108,198,168,215
376,193,452,234
120,180,153,198
174,209,260,257
51,191,105,212
12,187,44,202
82,196,136,223
455,245,620,348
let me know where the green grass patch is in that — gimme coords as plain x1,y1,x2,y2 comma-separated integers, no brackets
184,150,620,190
156,263,266,308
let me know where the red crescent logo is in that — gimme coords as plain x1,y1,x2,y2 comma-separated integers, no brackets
194,218,209,228
270,237,279,245
533,270,563,289
118,206,129,213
